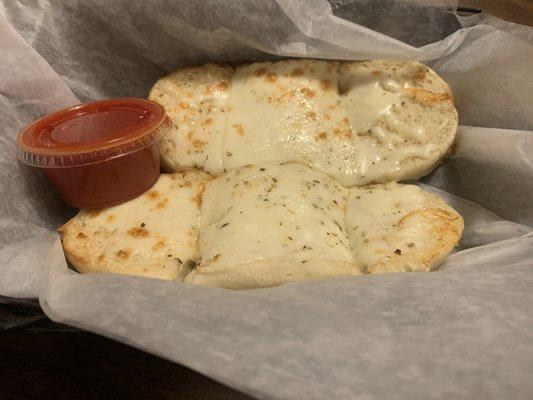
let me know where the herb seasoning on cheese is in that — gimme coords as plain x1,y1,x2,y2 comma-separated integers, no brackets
186,163,360,289
345,182,463,274
151,59,457,186
59,171,212,280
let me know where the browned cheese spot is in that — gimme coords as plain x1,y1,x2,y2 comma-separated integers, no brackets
413,67,428,80
307,111,318,121
97,254,105,262
405,87,451,104
147,190,159,200
233,123,245,136
291,68,304,77
268,90,296,105
88,209,102,219
332,127,353,139
320,79,332,90
371,70,382,76
77,232,87,239
254,67,267,77
324,113,331,121
116,249,130,259
265,73,278,83
152,239,166,250
178,101,189,110
217,80,230,91
315,131,328,141
107,215,115,222
193,139,207,149
201,118,213,127
300,88,316,99
127,227,150,238
155,199,169,209
191,190,203,207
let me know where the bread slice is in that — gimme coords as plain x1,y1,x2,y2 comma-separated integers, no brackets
59,171,212,280
338,60,458,185
148,64,233,174
346,183,464,274
185,163,360,289
149,60,457,186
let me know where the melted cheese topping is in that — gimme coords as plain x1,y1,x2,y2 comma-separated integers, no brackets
152,60,457,186
343,80,401,134
60,172,211,280
223,60,348,171
346,183,463,274
185,163,360,288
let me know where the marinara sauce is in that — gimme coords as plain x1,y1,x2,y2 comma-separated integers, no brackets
17,98,171,209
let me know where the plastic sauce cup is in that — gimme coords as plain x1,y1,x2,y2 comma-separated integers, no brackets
17,98,171,209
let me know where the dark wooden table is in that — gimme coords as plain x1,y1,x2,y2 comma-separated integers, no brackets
2,3,532,400
0,299,251,400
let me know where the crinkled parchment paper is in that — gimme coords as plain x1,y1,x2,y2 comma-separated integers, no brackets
1,1,532,399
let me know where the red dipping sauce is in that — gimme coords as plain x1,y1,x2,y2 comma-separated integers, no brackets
17,98,171,209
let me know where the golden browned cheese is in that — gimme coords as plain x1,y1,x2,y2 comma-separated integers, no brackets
59,171,212,280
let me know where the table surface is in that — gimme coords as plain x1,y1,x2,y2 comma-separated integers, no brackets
2,2,532,400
